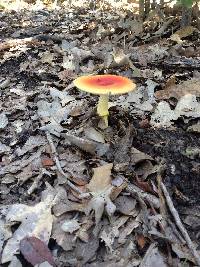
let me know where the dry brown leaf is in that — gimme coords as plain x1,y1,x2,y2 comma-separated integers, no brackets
20,236,56,267
87,163,113,193
1,186,55,264
86,164,116,224
155,78,200,100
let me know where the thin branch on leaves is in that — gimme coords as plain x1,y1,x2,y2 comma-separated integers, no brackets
45,131,90,199
126,183,160,209
161,182,200,266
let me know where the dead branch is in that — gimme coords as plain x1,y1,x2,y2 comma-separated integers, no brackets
161,182,200,266
126,183,160,209
45,131,90,199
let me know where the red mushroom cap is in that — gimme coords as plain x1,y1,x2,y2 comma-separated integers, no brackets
74,74,136,95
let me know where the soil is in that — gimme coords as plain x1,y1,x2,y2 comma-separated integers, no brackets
1,2,200,266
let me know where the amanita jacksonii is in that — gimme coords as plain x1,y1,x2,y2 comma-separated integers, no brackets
74,74,136,126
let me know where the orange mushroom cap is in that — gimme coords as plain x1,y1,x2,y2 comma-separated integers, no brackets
74,74,136,95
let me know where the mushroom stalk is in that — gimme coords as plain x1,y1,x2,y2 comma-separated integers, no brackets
97,94,109,126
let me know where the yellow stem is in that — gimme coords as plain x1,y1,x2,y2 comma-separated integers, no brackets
97,94,109,127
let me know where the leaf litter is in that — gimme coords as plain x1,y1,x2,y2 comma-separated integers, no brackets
0,1,200,266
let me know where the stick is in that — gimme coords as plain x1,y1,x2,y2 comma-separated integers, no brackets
46,131,90,199
126,183,160,209
161,182,200,266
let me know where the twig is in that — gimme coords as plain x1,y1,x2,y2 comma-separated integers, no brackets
157,174,167,228
126,183,160,209
161,182,200,266
45,131,90,199
28,170,44,195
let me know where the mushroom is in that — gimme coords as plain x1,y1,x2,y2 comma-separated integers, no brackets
74,74,136,126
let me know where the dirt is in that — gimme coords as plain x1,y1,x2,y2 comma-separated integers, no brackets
1,2,200,266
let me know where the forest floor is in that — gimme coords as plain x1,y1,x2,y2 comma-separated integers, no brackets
0,1,200,266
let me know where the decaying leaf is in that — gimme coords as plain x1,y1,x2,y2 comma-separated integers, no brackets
114,196,137,215
20,236,56,267
131,147,154,164
0,141,10,154
155,78,200,100
100,216,129,252
1,186,55,264
64,133,109,156
0,148,43,176
84,127,105,143
170,26,196,43
118,217,140,244
61,219,81,234
0,112,8,129
187,122,200,133
50,88,75,106
16,135,47,156
0,218,12,253
172,243,200,263
51,215,76,252
140,243,168,267
52,187,86,216
151,94,200,127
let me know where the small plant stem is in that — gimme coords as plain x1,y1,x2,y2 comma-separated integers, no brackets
97,94,109,126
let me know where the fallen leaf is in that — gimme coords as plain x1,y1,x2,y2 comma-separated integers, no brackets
84,127,105,143
61,219,81,234
51,214,76,252
0,142,10,154
0,112,8,129
140,243,168,267
118,218,140,244
100,216,129,252
16,136,47,156
172,243,200,263
0,148,43,176
20,237,56,267
0,218,12,253
1,186,55,263
39,51,54,65
86,164,116,224
114,196,137,215
137,234,147,249
8,256,22,267
41,156,54,167
155,78,200,100
131,147,154,164
187,122,200,133
170,26,196,43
